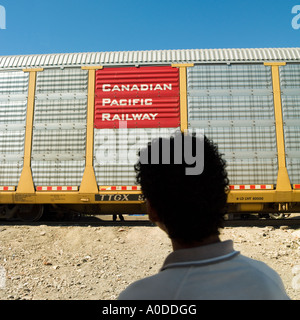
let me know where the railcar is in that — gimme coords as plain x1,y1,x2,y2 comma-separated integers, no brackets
0,48,300,221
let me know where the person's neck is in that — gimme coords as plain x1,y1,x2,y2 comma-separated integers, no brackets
171,234,221,251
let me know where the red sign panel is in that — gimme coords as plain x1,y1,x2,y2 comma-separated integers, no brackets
94,66,180,129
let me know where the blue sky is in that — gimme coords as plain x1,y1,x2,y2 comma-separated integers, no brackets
0,0,299,55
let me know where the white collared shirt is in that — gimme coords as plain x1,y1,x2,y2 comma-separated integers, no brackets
118,240,290,300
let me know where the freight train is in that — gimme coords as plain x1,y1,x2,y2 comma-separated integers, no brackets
0,48,299,221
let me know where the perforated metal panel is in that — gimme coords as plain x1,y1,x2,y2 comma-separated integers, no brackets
0,71,28,185
36,68,88,93
94,128,179,186
31,68,88,186
280,64,300,184
187,64,277,185
0,71,29,94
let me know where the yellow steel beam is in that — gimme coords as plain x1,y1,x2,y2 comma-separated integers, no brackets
79,67,102,194
172,64,194,132
81,66,104,70
172,64,195,68
22,68,44,72
16,69,43,194
264,62,286,66
264,62,291,192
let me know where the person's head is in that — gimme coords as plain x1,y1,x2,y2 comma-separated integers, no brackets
134,133,229,244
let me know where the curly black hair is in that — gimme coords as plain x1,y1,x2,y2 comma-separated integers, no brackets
134,133,229,243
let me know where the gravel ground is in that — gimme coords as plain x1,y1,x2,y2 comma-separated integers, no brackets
0,218,299,300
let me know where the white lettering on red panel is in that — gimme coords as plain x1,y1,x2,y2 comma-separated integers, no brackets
94,66,180,129
102,83,173,92
102,98,153,107
102,113,158,121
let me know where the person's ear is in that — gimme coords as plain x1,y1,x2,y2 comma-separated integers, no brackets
146,200,168,233
146,199,160,223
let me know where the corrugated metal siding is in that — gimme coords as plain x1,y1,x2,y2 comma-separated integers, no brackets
188,64,272,89
94,128,179,186
95,66,180,129
187,65,278,185
0,71,28,185
0,71,29,94
280,64,300,184
31,68,88,186
36,68,88,93
0,48,300,69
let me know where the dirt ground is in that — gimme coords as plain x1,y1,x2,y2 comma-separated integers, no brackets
0,217,299,300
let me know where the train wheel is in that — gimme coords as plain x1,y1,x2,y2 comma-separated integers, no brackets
269,213,285,219
17,205,44,222
3,204,19,220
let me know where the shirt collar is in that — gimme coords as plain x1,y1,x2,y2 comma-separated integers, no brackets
161,240,239,271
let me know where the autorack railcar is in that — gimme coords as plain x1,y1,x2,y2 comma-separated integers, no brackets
0,48,300,220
